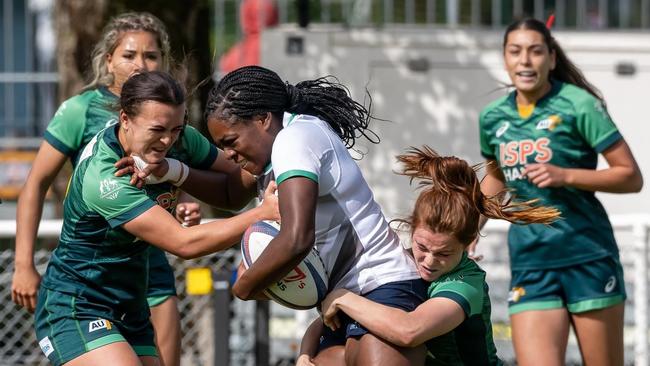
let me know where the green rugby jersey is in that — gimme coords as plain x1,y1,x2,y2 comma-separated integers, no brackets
479,80,621,270
425,253,501,366
45,87,118,165
40,124,217,312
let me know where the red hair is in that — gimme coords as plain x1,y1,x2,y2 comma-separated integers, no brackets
397,146,560,245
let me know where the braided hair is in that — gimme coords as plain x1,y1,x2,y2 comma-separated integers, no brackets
396,146,560,245
204,66,378,148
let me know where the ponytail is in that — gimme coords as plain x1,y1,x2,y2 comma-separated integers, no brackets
204,66,378,149
397,146,560,245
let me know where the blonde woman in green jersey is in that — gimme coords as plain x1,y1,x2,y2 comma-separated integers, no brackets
13,13,255,366
477,18,643,366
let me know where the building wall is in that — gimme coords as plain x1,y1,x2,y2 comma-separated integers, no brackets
261,25,650,217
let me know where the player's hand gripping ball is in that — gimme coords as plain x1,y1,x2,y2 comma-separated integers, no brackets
241,221,329,309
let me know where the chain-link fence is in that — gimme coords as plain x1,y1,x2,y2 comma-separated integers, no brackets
0,248,264,366
1,215,649,365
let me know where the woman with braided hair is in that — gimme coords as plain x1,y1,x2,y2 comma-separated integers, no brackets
299,146,559,366
205,65,428,365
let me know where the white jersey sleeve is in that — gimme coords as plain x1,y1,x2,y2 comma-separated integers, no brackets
270,113,419,294
271,115,339,194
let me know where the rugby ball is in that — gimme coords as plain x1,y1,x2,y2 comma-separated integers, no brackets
241,220,328,310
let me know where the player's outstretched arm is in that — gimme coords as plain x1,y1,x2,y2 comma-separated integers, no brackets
322,289,465,348
232,177,318,300
523,139,643,192
122,183,279,259
13,142,68,312
115,155,257,211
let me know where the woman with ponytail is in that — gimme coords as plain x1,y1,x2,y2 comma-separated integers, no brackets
476,17,643,365
205,65,428,365
304,146,558,366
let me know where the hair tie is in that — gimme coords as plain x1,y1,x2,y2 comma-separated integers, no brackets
285,82,306,113
546,14,555,29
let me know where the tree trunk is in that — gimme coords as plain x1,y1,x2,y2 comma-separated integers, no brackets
54,0,108,102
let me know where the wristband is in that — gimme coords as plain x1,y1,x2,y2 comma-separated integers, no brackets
131,155,189,186
170,159,190,186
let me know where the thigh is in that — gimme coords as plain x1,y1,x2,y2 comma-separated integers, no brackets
313,345,345,366
511,309,571,366
571,303,624,366
140,355,162,366
66,341,141,366
345,334,425,366
508,268,564,316
35,289,131,366
149,296,181,366
562,257,626,314
146,247,177,308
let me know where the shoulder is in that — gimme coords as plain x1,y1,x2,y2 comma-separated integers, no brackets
80,141,146,214
556,82,603,113
179,125,207,145
275,115,333,147
429,258,486,314
52,90,96,119
480,94,511,125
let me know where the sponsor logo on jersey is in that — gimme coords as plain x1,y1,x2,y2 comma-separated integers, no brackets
54,102,67,117
39,336,54,357
496,121,510,137
594,100,609,119
508,287,526,303
88,319,112,333
499,138,553,181
535,115,562,131
604,276,617,293
78,134,98,163
104,118,118,128
156,190,179,210
99,178,120,200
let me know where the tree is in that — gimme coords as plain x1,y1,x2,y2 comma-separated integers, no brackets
53,0,213,123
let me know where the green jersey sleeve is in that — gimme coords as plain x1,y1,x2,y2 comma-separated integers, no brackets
479,108,496,160
82,159,156,228
178,125,218,169
44,94,90,156
575,96,621,153
430,280,483,317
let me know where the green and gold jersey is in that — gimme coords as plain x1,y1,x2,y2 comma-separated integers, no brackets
40,124,217,312
479,80,621,270
44,87,118,165
425,254,501,366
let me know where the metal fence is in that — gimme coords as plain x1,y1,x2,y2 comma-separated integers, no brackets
1,215,649,365
0,248,261,366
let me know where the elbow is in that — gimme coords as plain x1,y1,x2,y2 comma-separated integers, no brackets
391,322,423,347
287,230,316,258
632,172,644,193
396,328,421,348
173,247,195,260
176,251,195,260
170,239,198,260
623,169,643,193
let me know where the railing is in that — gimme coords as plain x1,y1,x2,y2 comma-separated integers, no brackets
1,214,648,364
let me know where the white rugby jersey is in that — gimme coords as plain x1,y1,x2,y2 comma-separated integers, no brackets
258,113,419,294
